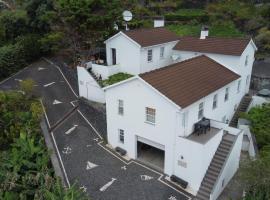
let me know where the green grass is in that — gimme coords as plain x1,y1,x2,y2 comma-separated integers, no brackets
167,23,244,38
102,73,133,87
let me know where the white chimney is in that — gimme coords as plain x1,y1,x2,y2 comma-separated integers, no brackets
154,17,165,28
200,26,209,39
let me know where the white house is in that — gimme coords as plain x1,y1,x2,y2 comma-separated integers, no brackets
100,27,257,200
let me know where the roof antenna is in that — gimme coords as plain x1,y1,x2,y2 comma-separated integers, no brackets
123,10,133,31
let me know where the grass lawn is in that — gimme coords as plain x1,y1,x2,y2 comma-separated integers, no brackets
167,23,244,38
101,73,133,87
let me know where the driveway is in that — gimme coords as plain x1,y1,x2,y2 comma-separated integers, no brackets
0,59,192,200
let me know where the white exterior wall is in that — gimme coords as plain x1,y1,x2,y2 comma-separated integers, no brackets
182,80,244,137
105,34,141,75
91,63,121,80
77,67,105,103
140,41,179,73
105,78,181,175
210,130,243,200
175,129,223,192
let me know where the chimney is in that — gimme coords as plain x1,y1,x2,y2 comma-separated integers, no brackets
154,16,165,28
200,26,209,39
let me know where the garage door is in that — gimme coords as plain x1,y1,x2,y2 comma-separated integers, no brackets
137,136,165,151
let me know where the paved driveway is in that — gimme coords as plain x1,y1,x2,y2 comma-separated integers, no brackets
0,59,192,200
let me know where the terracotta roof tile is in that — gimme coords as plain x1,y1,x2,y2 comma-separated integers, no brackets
124,27,179,47
140,55,240,108
173,36,251,56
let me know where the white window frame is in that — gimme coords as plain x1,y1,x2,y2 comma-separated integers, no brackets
145,107,156,124
147,49,153,62
198,102,204,119
118,99,124,115
119,129,124,143
213,94,218,109
225,87,229,102
245,55,249,66
237,80,241,93
160,47,165,59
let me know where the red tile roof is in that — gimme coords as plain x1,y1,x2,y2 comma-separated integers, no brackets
140,55,240,108
124,27,179,47
173,36,251,56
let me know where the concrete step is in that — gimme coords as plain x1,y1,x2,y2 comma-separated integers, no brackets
197,190,210,200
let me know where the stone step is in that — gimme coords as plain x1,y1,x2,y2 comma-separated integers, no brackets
198,187,211,198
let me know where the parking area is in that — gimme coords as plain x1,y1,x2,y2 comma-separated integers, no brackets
0,59,193,200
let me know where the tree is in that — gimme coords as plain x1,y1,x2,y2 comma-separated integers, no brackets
54,0,122,61
0,10,29,41
240,146,270,200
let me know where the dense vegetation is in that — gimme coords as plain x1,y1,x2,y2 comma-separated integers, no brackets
240,103,270,199
1,0,270,82
0,81,86,199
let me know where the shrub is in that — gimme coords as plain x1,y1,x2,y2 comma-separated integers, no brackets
0,44,26,80
165,9,209,23
246,103,270,149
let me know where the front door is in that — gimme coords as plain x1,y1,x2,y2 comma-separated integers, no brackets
111,48,116,65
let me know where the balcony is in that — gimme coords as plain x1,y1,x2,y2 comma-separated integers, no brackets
187,127,221,144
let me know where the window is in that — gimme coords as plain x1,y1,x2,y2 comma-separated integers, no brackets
160,47,165,59
146,107,156,124
118,99,124,115
245,55,249,66
198,102,204,119
246,75,250,86
147,49,153,62
222,116,226,123
225,87,229,102
213,94,218,109
119,129,124,143
237,80,241,93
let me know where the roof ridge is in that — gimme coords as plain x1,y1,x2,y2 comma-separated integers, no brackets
179,35,251,40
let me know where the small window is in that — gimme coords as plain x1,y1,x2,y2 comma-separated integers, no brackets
118,99,124,115
222,116,226,123
213,94,218,109
160,47,165,59
198,102,204,119
146,107,156,124
147,49,153,62
237,80,241,93
225,87,229,102
119,129,124,143
245,55,249,66
246,75,250,86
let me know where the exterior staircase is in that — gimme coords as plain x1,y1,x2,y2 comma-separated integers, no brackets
229,95,252,128
87,68,103,87
195,134,235,200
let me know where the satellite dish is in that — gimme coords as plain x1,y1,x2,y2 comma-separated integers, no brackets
123,10,133,22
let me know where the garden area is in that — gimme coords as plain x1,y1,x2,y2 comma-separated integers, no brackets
239,103,270,199
101,73,133,87
0,80,86,199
